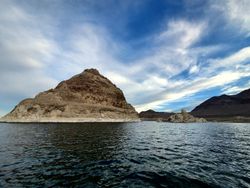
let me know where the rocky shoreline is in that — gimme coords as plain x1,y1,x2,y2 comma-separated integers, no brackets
139,109,207,123
0,118,140,123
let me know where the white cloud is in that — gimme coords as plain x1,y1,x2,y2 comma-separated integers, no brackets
189,65,199,74
135,69,250,112
134,46,250,111
0,1,58,70
226,0,250,36
212,0,250,36
0,0,59,111
222,81,250,95
185,71,250,96
0,71,57,98
158,20,206,49
213,47,250,68
126,20,206,81
62,24,125,72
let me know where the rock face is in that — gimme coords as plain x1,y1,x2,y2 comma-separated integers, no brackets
139,109,173,121
168,110,206,123
191,88,250,120
1,69,139,122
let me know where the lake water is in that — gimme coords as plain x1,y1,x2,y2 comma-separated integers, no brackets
0,122,249,188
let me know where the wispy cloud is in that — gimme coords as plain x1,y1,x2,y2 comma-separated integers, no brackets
158,20,206,49
219,0,250,36
222,81,250,95
135,68,250,112
0,0,58,112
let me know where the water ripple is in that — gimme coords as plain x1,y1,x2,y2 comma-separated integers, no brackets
0,122,250,187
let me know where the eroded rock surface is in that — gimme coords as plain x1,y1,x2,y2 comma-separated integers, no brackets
168,110,206,123
1,69,139,122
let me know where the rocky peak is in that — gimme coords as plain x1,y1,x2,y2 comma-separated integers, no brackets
1,68,139,122
54,68,126,108
83,68,100,75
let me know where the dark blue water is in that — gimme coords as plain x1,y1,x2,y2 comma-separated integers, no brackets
0,122,250,188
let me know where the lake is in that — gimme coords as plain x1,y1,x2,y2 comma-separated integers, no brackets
0,122,249,187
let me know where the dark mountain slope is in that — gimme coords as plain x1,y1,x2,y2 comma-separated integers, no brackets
191,88,250,118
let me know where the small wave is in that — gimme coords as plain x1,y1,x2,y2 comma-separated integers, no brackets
124,171,216,188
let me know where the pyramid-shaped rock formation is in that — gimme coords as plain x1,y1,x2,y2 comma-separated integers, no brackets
1,69,139,122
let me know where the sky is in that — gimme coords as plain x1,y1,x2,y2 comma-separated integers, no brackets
0,0,250,116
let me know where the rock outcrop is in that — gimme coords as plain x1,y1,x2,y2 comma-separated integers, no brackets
191,88,250,121
139,109,173,121
168,110,206,123
1,69,139,122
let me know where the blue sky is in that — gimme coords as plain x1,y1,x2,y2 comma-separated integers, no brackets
0,0,250,116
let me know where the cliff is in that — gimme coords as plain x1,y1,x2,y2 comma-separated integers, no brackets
0,69,139,122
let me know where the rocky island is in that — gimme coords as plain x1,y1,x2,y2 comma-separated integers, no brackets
168,109,206,123
0,69,139,123
139,109,206,123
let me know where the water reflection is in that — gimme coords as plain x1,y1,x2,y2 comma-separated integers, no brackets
46,123,130,162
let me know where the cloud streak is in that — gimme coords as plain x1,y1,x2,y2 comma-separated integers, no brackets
222,0,250,36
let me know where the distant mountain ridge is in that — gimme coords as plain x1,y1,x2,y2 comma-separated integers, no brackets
191,88,250,118
139,109,173,121
140,88,250,122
